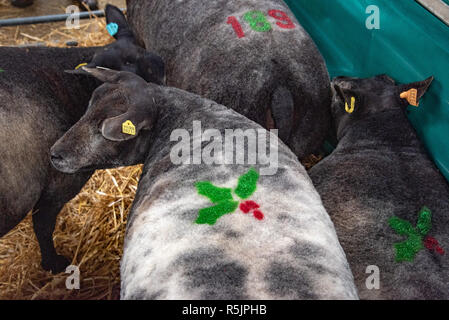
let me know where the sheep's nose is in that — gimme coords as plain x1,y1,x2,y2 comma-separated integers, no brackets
50,151,64,164
50,148,77,174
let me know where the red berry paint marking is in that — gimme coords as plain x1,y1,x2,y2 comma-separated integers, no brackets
227,9,295,38
424,236,438,250
240,200,264,220
246,201,259,210
424,236,445,255
253,209,264,220
239,200,259,213
239,202,250,214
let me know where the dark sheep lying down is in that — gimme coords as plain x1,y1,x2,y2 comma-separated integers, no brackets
310,75,449,299
0,12,165,273
0,47,98,273
124,0,332,159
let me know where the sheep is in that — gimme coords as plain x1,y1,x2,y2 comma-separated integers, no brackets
0,46,98,273
0,25,164,273
309,74,449,299
111,1,333,160
50,68,358,299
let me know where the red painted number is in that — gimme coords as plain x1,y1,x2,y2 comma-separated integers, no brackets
227,16,245,38
268,9,296,29
228,9,295,38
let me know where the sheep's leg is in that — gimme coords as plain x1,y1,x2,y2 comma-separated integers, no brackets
32,170,92,274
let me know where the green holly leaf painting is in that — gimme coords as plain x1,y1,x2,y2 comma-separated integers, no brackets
393,233,424,262
195,168,260,225
195,181,233,203
234,168,259,199
389,217,415,236
195,200,239,225
389,207,433,262
416,207,432,236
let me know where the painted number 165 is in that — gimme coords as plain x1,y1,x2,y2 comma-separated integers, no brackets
227,10,296,38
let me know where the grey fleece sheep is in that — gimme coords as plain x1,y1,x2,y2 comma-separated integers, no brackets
50,68,358,300
309,74,449,299
122,0,331,159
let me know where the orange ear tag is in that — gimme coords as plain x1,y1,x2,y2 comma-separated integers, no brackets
345,96,356,114
75,63,88,70
400,88,419,107
122,120,136,136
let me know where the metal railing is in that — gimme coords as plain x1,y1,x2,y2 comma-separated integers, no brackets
0,8,125,27
415,0,449,26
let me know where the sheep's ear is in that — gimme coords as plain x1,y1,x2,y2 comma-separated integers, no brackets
81,66,140,84
137,52,166,85
64,69,89,75
105,4,133,40
101,111,152,141
376,74,396,84
333,85,361,114
399,76,434,107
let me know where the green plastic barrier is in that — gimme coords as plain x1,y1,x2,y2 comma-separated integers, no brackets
285,0,449,182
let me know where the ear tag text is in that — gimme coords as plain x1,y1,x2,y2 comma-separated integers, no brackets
345,96,356,114
122,120,136,136
75,63,88,70
106,23,119,37
400,88,419,107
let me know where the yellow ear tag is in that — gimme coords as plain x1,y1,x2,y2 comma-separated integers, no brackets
75,63,88,70
122,120,136,136
400,88,419,107
345,96,356,114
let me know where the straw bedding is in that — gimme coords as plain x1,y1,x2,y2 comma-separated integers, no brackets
0,0,323,300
